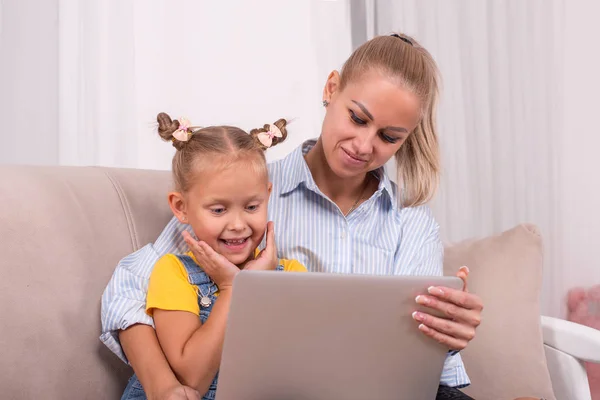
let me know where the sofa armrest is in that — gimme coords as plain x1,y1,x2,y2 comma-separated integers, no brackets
541,315,600,363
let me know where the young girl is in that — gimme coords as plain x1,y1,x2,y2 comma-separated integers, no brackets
120,113,306,400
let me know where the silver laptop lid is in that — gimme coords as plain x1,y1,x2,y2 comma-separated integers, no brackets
216,271,463,400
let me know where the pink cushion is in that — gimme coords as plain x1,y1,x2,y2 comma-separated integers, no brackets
567,286,600,399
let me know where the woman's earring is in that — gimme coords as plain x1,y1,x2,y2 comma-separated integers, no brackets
322,100,329,107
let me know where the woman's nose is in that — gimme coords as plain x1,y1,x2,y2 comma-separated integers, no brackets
353,131,376,156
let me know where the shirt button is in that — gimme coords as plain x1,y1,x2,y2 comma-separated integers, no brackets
341,231,346,239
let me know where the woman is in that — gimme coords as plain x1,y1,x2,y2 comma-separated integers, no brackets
101,33,483,400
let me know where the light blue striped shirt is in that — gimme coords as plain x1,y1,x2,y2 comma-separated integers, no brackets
100,140,470,388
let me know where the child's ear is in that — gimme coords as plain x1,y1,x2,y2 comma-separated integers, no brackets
168,192,188,224
268,182,273,196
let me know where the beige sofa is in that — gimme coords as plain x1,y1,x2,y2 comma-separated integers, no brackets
1,165,598,399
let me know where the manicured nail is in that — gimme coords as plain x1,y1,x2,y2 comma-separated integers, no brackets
418,323,429,332
461,266,470,273
412,311,424,321
428,286,444,296
415,295,430,305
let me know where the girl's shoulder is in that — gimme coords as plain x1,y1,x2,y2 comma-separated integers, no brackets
153,252,209,281
279,258,308,273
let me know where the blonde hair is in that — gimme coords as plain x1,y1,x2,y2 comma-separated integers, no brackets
340,33,441,207
156,112,288,192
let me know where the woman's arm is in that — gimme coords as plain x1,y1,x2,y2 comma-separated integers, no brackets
100,217,192,361
154,288,233,393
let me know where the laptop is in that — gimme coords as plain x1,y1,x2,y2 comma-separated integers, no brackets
216,271,463,400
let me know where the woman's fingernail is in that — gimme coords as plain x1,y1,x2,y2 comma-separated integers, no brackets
418,323,428,332
415,295,430,305
428,286,444,296
462,266,470,273
412,311,424,321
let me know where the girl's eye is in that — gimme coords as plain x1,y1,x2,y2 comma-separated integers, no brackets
211,208,225,215
247,204,259,212
350,110,367,125
380,132,399,144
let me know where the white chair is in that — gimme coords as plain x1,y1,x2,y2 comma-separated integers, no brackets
542,316,600,400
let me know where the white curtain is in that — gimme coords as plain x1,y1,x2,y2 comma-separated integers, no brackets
0,0,60,165
57,0,354,169
58,0,137,167
357,0,568,317
2,0,353,169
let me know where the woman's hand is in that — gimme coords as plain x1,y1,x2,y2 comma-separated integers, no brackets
412,266,483,351
182,231,240,290
245,221,278,271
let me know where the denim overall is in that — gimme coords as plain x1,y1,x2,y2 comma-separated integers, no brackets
121,255,284,400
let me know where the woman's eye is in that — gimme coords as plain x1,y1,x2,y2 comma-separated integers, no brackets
350,110,366,125
380,132,399,144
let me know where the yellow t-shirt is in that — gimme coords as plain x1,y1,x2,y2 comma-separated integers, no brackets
146,250,306,317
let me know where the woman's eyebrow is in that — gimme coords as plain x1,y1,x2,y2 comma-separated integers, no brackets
351,100,408,133
351,100,374,120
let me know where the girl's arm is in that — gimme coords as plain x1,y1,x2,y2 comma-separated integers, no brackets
155,222,278,391
119,325,188,399
153,287,233,393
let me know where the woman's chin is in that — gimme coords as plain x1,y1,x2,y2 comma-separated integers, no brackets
331,159,367,179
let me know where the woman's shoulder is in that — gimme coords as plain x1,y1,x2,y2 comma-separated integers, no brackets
376,173,436,222
267,145,302,176
396,202,440,240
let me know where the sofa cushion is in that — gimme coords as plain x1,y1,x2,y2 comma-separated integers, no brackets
0,166,172,399
444,224,555,400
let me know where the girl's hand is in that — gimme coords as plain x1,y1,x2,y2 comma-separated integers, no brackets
182,231,240,290
245,221,278,271
156,384,201,400
413,266,483,351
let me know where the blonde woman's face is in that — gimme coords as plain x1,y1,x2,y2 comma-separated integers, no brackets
321,70,421,178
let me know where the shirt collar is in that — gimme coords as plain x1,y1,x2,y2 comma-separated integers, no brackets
278,139,398,206
372,167,397,206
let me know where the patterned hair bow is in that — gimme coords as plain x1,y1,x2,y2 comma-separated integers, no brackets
257,124,282,148
172,117,192,142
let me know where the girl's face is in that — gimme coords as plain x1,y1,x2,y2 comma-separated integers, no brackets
169,157,271,267
320,70,422,179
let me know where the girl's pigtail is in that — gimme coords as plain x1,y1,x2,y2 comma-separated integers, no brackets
250,118,289,150
157,112,193,151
